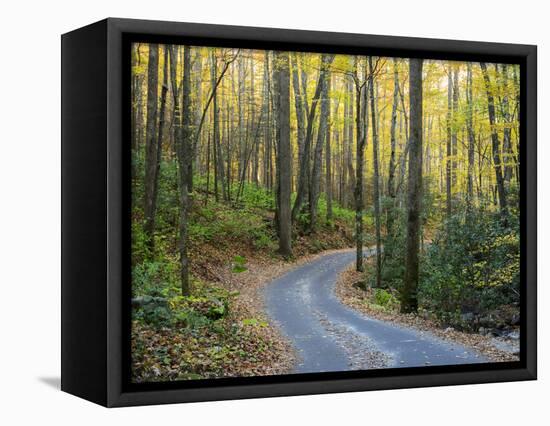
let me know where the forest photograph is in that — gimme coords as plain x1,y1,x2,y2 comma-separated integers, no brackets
130,42,521,382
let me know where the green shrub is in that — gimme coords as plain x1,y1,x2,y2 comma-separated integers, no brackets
419,207,519,326
232,255,248,273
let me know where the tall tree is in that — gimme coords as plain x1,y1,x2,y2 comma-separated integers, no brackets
274,51,292,257
325,76,334,224
212,52,227,201
499,64,513,185
386,59,399,245
168,45,193,296
480,62,509,226
292,54,332,222
143,44,159,248
451,65,459,188
262,51,273,191
345,78,356,209
148,46,169,251
445,65,453,218
179,46,193,295
131,44,144,184
291,53,308,216
309,54,334,231
353,57,368,272
369,56,382,287
401,58,423,313
466,62,475,212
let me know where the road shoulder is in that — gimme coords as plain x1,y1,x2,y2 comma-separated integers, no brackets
335,263,519,363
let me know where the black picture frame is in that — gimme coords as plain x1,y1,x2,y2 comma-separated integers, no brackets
61,17,537,407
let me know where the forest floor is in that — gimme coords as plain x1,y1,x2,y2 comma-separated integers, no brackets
131,191,357,381
335,260,519,363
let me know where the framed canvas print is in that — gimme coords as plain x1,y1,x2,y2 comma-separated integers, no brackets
61,18,537,407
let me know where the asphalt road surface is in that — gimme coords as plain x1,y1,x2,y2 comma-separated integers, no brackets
264,249,486,374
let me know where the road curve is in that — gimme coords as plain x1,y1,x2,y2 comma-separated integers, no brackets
264,249,486,374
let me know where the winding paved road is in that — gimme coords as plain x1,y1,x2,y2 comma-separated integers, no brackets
264,249,486,374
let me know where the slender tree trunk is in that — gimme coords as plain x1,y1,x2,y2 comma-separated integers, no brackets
274,51,292,257
251,58,260,187
446,66,452,218
211,51,226,201
262,51,272,190
325,76,334,224
291,53,308,220
369,57,382,287
169,46,193,296
131,45,144,186
238,56,245,183
292,55,329,223
452,65,459,188
177,46,193,296
143,44,159,248
205,131,211,204
354,59,368,272
210,52,219,201
401,58,423,313
387,59,399,245
466,63,475,212
148,47,169,250
480,62,509,226
500,64,513,185
192,49,203,182
309,54,334,232
347,78,356,209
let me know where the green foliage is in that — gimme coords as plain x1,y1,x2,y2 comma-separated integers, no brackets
138,304,173,327
133,277,235,330
232,255,248,273
367,191,519,328
373,288,398,309
361,287,401,313
233,181,275,210
186,181,278,251
132,257,180,298
419,207,520,328
242,318,268,327
369,200,407,290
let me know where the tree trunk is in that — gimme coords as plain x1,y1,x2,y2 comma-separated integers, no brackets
446,65,452,218
386,59,399,245
169,46,193,296
178,46,193,296
309,54,334,232
143,44,159,248
452,65,459,188
210,51,226,201
401,58,423,314
292,55,328,223
325,75,334,224
346,78,356,209
480,62,509,226
237,55,245,184
262,51,272,190
500,64,513,185
354,58,368,272
251,58,260,187
274,51,292,257
369,57,382,287
466,63,475,212
147,46,169,251
191,49,203,185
